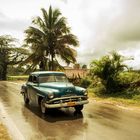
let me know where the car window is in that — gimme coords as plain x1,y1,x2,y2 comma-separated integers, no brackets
28,76,33,82
40,75,55,83
33,76,38,83
39,75,68,83
55,75,68,82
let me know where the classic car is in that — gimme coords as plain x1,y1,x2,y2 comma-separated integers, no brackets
21,71,89,114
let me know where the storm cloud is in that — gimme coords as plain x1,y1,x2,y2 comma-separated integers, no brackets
0,0,140,68
0,17,29,31
77,0,140,69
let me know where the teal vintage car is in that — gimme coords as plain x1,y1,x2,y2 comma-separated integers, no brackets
21,71,89,114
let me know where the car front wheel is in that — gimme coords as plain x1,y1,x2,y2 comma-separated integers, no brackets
74,105,83,112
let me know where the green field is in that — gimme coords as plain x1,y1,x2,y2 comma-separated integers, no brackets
88,88,140,107
7,75,28,81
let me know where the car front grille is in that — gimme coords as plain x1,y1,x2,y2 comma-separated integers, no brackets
46,96,87,104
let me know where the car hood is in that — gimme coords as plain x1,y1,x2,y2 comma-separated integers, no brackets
36,82,76,97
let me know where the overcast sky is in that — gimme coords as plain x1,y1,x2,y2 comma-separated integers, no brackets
0,0,140,68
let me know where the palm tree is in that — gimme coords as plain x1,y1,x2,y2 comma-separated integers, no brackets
0,35,28,80
90,51,128,93
24,6,79,71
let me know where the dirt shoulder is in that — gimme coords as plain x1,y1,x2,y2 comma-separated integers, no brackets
0,123,11,140
0,100,25,140
89,96,140,113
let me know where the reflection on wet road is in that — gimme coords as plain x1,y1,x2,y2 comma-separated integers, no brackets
0,81,140,140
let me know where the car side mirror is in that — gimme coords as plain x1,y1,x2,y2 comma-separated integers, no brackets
33,80,38,83
32,76,38,83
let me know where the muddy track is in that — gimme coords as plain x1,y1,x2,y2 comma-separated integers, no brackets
0,81,140,140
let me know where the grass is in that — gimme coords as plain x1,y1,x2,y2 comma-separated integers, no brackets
88,88,140,107
0,123,11,140
7,75,28,81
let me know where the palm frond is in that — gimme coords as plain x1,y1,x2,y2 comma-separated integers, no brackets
32,16,46,32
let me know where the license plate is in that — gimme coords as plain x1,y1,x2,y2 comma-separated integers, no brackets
67,102,75,106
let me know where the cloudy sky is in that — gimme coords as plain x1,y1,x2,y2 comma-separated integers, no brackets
0,0,140,68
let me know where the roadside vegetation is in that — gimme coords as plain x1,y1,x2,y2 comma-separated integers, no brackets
78,52,140,106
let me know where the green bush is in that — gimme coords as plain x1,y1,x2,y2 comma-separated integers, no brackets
80,78,92,88
133,94,140,100
90,51,129,93
92,84,106,96
119,71,140,84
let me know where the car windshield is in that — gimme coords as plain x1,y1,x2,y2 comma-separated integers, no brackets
39,74,68,83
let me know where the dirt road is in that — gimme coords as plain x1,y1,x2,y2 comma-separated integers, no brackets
0,81,140,140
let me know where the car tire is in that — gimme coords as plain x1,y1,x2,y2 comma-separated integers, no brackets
74,105,83,112
40,99,47,114
24,93,29,104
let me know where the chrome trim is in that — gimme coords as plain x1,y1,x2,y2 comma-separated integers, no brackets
44,100,89,108
46,95,88,103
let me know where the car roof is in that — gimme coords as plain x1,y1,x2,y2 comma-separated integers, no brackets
31,71,65,76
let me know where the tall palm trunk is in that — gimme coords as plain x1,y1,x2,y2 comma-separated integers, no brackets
39,60,45,71
51,52,55,71
49,42,55,70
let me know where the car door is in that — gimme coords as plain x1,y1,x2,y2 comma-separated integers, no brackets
27,75,38,104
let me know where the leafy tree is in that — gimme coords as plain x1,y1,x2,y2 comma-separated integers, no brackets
73,63,80,69
23,6,79,71
0,35,28,80
7,65,26,76
90,51,128,93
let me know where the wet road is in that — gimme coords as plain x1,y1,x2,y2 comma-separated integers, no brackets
0,81,140,140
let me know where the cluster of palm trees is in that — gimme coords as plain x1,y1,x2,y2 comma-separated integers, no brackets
0,6,79,80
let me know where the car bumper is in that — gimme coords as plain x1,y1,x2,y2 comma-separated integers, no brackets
44,100,89,108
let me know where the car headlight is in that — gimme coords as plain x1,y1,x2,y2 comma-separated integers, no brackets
48,92,54,99
83,90,88,96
